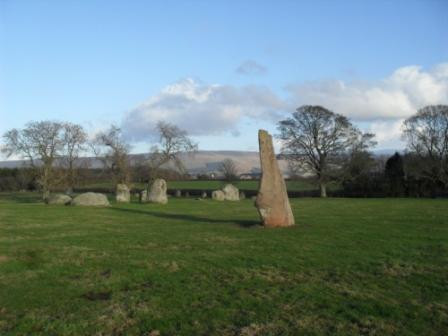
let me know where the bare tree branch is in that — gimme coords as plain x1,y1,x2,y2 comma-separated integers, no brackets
402,105,448,187
277,105,376,197
2,121,65,198
148,121,198,179
91,125,132,186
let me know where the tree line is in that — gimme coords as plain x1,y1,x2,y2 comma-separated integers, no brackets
278,104,448,197
1,104,447,198
1,121,197,198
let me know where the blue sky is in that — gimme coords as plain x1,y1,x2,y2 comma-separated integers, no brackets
1,0,447,154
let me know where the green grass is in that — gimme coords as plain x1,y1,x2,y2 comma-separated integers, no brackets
80,179,323,192
167,180,318,191
0,193,447,335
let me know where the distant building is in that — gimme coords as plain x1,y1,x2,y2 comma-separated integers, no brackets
239,172,261,180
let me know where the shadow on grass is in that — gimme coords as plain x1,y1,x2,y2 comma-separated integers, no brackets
110,207,261,228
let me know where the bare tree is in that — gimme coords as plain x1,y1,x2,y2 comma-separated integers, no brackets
402,105,448,188
219,158,239,182
62,122,88,192
92,125,132,186
2,121,65,199
341,130,377,178
148,121,198,179
277,105,375,197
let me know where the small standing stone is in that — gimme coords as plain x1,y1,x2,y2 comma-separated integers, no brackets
71,192,110,207
222,184,239,201
255,130,295,227
116,183,130,203
65,188,74,196
184,191,190,198
175,190,182,197
212,190,225,201
45,194,72,205
140,190,148,202
147,179,168,204
201,191,207,198
239,191,246,200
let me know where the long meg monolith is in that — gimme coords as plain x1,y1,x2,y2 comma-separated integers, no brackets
255,130,295,227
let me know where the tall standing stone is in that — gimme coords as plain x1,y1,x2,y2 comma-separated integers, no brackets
116,183,130,203
255,130,295,227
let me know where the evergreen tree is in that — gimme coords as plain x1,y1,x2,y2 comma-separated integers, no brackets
385,152,405,196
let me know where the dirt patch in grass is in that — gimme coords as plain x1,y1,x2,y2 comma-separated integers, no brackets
164,261,180,272
238,323,277,336
18,249,43,269
381,261,436,277
81,290,112,301
0,255,9,263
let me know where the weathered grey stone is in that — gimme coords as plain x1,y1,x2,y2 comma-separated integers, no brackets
184,191,190,198
222,184,239,201
201,191,207,198
45,194,72,205
255,130,295,227
212,190,225,201
175,190,182,197
239,191,246,200
140,190,148,202
116,183,130,203
71,192,110,207
147,179,168,204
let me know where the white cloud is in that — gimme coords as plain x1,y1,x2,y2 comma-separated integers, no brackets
286,63,448,149
287,63,448,121
236,60,267,75
122,78,286,141
368,119,406,149
121,63,448,149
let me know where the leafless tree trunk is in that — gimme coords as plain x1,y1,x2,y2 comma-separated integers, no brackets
62,122,88,192
2,121,65,199
219,158,239,182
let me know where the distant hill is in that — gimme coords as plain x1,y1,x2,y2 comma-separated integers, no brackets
0,149,400,176
0,151,289,176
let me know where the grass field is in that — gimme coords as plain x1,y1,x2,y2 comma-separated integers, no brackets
79,179,328,192
0,193,447,335
167,180,318,191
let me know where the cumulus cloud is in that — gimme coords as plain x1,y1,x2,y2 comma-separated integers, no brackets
287,63,448,121
368,119,406,149
122,78,286,141
236,60,267,75
121,63,448,149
